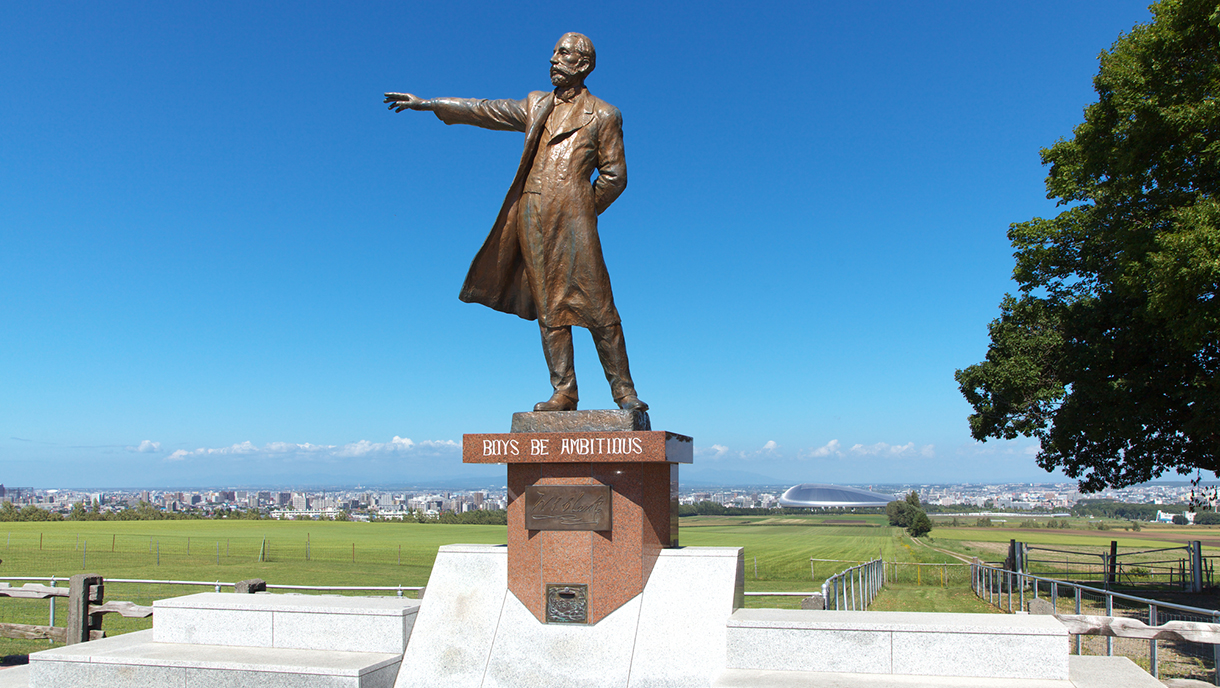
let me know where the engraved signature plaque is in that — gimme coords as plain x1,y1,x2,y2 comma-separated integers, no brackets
545,583,588,624
524,485,611,531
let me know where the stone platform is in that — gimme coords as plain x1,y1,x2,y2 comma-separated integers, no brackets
510,409,651,433
727,609,1068,680
395,544,745,688
27,630,402,688
153,592,418,653
712,656,1163,687
26,593,420,688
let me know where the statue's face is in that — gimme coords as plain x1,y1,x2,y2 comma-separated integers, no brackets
550,35,588,87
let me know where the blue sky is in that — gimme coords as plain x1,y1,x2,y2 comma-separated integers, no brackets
2,0,1157,488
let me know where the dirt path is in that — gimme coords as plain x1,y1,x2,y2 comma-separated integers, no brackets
911,536,974,564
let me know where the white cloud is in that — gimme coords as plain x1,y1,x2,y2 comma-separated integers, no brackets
128,440,161,453
163,437,459,463
804,439,842,458
695,441,778,461
845,441,933,458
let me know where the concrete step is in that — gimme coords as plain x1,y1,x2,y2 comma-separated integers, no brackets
0,665,30,688
727,609,1069,681
155,592,420,654
713,656,1163,688
27,629,401,688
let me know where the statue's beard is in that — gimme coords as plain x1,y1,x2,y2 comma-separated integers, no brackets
550,66,580,87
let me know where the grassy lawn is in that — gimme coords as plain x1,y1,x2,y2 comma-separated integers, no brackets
0,516,999,658
869,583,996,613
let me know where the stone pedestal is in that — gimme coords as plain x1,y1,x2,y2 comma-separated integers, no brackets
394,544,744,688
463,410,692,625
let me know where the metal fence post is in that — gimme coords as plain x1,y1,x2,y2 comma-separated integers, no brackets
1149,603,1157,679
1106,592,1113,656
1074,586,1082,655
1213,612,1220,686
854,566,863,609
48,576,56,631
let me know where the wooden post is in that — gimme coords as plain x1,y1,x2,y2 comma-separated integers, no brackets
1107,540,1118,586
66,574,103,645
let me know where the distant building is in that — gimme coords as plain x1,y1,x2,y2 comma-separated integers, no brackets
778,484,898,508
1156,510,1193,524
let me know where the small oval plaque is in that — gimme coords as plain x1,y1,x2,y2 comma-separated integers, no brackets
524,485,612,531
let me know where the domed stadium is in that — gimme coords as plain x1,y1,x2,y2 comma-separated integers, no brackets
778,483,898,508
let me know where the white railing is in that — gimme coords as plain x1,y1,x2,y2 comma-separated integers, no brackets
972,560,1220,683
821,559,884,611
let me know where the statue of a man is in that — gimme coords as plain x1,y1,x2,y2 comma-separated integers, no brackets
386,33,647,413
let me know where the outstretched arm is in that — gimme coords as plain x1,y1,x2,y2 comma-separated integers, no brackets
383,92,529,132
384,93,435,112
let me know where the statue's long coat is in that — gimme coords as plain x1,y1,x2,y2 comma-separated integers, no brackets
430,88,627,328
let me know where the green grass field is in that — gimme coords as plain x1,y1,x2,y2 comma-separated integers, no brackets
0,516,977,658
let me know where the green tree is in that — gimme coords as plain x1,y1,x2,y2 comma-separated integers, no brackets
886,501,911,527
1173,514,1190,525
1194,511,1220,524
956,0,1220,491
907,511,933,538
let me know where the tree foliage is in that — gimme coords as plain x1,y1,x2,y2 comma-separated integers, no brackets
906,511,933,538
1194,510,1220,524
887,491,932,536
957,0,1220,491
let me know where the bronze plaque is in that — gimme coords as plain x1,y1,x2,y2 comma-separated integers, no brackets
545,583,588,624
524,485,611,531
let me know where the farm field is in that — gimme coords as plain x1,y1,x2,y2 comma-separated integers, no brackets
925,524,1220,562
0,516,973,658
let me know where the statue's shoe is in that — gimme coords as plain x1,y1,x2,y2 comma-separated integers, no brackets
615,395,649,411
534,393,578,412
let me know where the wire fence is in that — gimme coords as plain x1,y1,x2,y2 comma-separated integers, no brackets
1022,542,1213,590
972,561,1220,684
884,561,971,586
0,531,445,573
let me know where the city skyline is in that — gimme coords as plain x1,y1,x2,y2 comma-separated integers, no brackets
3,1,1169,488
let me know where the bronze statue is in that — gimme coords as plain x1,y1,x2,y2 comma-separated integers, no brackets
386,33,647,413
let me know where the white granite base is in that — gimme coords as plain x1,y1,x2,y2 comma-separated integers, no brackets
712,656,1162,688
27,629,401,688
395,544,745,688
154,592,420,654
727,609,1069,680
